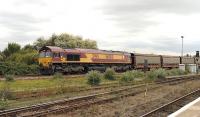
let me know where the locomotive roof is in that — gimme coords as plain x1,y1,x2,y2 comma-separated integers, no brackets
39,46,64,52
40,46,130,55
64,48,130,55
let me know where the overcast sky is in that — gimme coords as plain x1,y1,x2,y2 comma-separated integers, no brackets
1,0,200,55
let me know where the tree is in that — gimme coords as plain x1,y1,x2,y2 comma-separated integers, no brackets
23,44,35,50
3,43,21,57
49,33,57,46
34,37,49,47
7,49,38,65
33,33,98,49
0,52,5,61
83,39,97,49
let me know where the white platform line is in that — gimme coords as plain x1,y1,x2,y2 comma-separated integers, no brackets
168,97,200,117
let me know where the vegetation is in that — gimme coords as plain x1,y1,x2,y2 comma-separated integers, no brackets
52,72,66,94
0,100,8,110
131,70,145,78
155,68,167,80
3,43,21,58
120,70,144,83
0,33,98,75
4,74,14,82
120,71,135,83
185,65,191,74
34,33,98,49
0,62,39,75
104,68,116,80
146,68,167,81
87,70,102,86
53,72,64,79
0,82,14,110
167,68,187,76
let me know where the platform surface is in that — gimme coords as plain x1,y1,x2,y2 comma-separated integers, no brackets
168,97,200,117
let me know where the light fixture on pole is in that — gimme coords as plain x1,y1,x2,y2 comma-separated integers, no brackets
181,36,184,57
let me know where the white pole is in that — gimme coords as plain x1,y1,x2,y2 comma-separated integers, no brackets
181,36,184,57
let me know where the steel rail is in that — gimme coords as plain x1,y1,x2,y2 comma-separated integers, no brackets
140,88,200,117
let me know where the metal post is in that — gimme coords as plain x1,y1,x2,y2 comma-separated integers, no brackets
181,36,184,57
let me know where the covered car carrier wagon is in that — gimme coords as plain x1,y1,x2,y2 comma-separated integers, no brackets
181,57,195,64
131,53,161,69
162,56,180,68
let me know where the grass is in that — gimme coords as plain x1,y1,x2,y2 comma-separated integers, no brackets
0,68,191,92
0,76,121,92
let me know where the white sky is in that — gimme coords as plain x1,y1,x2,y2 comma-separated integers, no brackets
0,0,200,56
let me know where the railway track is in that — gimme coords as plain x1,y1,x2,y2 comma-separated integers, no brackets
140,88,200,117
0,75,199,117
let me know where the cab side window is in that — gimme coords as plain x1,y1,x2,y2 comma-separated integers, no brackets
46,51,52,57
53,53,60,58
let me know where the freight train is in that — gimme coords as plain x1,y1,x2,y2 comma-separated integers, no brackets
38,46,199,75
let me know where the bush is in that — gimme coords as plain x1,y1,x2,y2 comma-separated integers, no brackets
120,71,135,83
131,70,145,78
167,69,186,76
104,68,116,80
0,100,8,110
155,68,167,80
87,70,102,86
53,72,63,79
146,70,157,81
0,82,14,100
4,74,14,82
185,66,191,74
147,68,167,81
0,62,39,75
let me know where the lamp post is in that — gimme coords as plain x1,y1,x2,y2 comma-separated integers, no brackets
181,36,184,57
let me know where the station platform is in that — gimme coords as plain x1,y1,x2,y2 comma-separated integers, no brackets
168,97,200,117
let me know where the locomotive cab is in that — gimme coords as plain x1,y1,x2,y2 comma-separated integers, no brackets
38,46,64,74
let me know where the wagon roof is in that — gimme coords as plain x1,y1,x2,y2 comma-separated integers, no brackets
134,53,160,57
182,56,194,59
161,55,180,57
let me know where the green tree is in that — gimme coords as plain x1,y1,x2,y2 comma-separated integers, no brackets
7,49,38,65
83,39,97,49
34,37,49,47
0,52,5,61
33,33,98,49
23,44,35,50
49,33,57,46
3,43,21,57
